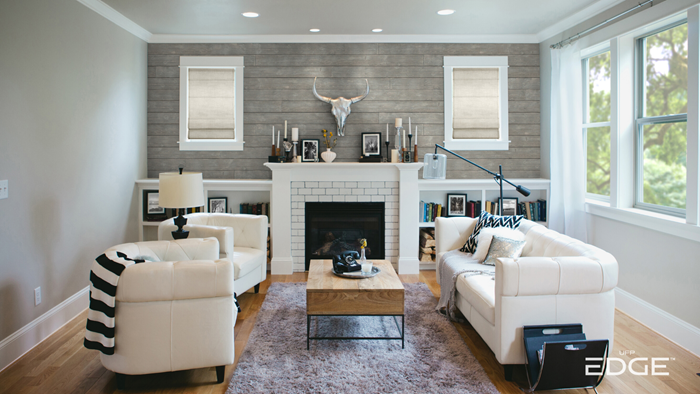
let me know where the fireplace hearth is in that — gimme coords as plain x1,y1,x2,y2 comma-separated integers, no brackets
305,202,385,271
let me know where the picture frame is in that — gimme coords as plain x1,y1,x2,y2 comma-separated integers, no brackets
361,132,381,156
301,139,320,162
142,189,167,221
447,194,468,217
498,197,519,216
208,197,228,213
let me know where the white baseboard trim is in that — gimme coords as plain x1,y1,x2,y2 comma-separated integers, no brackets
0,286,89,372
615,288,700,358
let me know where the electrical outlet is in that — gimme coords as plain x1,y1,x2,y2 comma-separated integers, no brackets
34,287,41,306
0,180,7,199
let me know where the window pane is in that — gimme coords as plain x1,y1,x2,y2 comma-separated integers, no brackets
645,24,688,117
588,52,611,123
586,126,611,196
452,68,500,139
641,122,687,209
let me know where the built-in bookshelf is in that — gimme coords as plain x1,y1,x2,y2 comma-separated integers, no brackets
417,178,551,268
136,179,272,242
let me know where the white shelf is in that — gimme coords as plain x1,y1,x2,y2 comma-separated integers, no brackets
418,222,436,228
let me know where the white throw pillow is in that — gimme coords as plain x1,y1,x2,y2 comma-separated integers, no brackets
472,227,525,263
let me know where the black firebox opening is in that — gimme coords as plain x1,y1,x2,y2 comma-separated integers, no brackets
305,202,385,271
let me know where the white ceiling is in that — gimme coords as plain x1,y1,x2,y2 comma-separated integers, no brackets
98,0,622,41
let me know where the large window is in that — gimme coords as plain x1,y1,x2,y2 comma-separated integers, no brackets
443,56,509,150
179,56,244,151
636,22,687,214
583,51,612,198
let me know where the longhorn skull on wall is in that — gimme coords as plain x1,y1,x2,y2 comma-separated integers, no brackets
312,77,369,137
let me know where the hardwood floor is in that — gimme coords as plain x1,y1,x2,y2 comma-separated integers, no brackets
1,271,698,394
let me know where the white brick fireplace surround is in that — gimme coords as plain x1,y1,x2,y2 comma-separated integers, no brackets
265,163,424,275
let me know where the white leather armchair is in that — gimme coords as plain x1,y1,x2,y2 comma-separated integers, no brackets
99,238,236,389
435,217,618,379
159,213,268,294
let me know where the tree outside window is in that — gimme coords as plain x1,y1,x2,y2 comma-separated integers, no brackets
584,51,611,197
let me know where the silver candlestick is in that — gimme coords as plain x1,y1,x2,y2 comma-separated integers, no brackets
394,126,403,151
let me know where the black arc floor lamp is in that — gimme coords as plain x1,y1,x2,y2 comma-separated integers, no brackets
424,144,530,216
158,168,205,239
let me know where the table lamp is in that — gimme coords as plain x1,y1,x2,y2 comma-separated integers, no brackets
158,168,205,239
423,144,530,215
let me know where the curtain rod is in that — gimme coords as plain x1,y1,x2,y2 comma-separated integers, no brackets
550,0,654,49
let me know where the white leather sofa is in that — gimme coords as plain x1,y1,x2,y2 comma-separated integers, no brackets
159,213,268,295
435,217,618,379
100,238,236,388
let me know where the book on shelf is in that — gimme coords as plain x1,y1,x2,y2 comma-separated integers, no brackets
240,202,270,218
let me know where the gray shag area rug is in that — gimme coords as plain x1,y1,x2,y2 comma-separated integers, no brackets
227,282,498,394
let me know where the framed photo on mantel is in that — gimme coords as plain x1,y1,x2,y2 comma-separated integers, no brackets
301,139,319,162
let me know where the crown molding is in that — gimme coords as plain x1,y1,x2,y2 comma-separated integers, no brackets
536,0,627,42
76,0,152,42
148,34,539,44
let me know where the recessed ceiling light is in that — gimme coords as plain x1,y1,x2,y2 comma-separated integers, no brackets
310,28,320,33
242,12,259,18
437,9,455,15
372,28,383,33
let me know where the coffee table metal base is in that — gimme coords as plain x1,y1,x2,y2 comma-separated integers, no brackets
306,314,404,350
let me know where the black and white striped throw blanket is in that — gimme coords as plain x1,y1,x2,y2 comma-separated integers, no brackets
84,250,242,355
83,251,144,355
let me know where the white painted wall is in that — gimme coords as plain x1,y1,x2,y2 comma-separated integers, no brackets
0,0,147,343
539,0,700,331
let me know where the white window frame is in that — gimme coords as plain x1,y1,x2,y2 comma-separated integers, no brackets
634,20,688,217
582,47,612,202
179,56,244,151
443,56,509,151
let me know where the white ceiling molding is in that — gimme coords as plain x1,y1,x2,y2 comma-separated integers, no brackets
148,34,539,44
536,0,627,42
76,0,152,42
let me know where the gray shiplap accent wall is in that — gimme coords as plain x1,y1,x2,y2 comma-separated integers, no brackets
147,43,540,179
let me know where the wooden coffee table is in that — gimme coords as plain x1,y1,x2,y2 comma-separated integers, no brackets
306,259,405,349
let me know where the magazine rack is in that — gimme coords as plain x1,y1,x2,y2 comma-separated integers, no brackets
523,324,609,393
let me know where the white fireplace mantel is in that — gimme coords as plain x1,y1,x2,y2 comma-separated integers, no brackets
265,162,424,275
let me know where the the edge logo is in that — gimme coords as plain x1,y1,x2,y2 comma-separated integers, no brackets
585,351,674,376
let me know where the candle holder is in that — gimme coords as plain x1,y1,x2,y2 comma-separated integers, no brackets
271,144,276,156
283,138,293,161
292,141,299,161
384,141,390,163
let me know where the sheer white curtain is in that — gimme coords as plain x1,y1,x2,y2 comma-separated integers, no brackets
550,42,587,242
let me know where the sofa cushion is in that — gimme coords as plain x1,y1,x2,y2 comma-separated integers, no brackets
231,246,265,279
460,211,523,254
455,273,496,325
473,227,525,263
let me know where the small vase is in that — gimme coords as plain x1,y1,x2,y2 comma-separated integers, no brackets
321,148,336,163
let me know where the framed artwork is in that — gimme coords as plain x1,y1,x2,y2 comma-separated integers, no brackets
143,189,167,221
361,132,381,156
301,139,320,162
498,197,519,216
447,194,468,217
208,197,228,213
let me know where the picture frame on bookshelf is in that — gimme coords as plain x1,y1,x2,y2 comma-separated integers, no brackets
498,197,519,216
208,197,228,213
143,189,167,221
447,194,468,216
301,139,320,162
361,132,381,156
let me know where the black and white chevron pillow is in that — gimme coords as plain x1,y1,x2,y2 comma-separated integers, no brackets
460,211,524,254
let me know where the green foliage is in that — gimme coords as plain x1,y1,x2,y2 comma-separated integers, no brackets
584,24,688,209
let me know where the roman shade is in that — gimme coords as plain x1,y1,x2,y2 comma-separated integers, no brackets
188,68,236,140
452,68,500,140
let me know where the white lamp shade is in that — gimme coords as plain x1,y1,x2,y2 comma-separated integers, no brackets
158,172,205,208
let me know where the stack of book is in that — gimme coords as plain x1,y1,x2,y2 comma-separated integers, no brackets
420,201,445,222
519,200,547,222
240,202,270,217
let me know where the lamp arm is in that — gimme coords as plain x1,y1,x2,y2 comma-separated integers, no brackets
432,144,530,197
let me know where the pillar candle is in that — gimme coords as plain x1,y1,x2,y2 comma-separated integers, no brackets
395,118,402,127
391,149,399,163
292,128,299,142
284,120,287,139
402,129,406,148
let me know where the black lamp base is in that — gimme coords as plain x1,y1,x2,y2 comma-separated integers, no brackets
171,212,189,240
